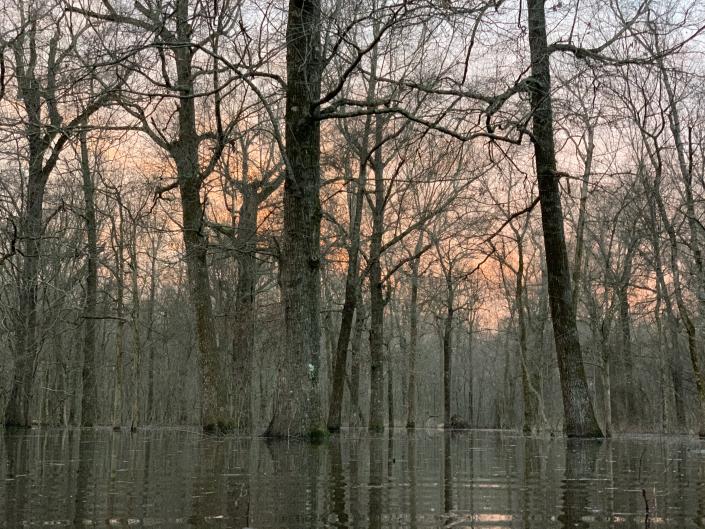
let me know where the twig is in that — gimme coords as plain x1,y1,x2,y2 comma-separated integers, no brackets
642,488,650,528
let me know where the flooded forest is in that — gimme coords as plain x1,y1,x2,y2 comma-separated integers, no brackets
4,0,705,525
2,0,705,524
2,0,705,438
24,0,705,438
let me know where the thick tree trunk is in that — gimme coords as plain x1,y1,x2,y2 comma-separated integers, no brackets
527,0,602,437
79,130,99,427
266,0,324,438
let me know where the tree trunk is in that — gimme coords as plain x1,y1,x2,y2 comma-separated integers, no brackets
265,0,324,439
571,126,594,314
658,60,705,434
387,351,394,430
179,180,224,430
599,323,613,437
515,237,547,434
327,141,369,431
443,278,454,429
467,316,475,428
349,290,366,427
171,0,227,431
526,0,602,437
659,59,705,342
129,229,142,431
648,158,705,435
5,27,47,428
654,286,669,432
617,246,635,427
406,233,423,429
111,211,125,430
146,236,159,424
79,130,99,427
232,187,258,431
368,115,386,433
6,127,45,429
644,170,685,429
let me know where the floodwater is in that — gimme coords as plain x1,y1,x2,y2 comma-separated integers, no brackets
1,429,704,528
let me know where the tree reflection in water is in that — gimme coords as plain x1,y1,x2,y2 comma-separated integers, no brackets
0,429,702,528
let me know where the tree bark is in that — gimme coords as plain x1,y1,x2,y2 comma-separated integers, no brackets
79,130,99,427
442,274,454,429
111,208,126,430
349,290,366,427
368,115,386,433
232,186,258,431
405,233,423,429
598,318,613,437
387,350,394,430
527,0,602,437
129,227,142,431
146,235,159,424
170,0,227,431
467,315,475,428
265,0,325,438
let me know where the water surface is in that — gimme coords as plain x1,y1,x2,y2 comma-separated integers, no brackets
1,428,704,528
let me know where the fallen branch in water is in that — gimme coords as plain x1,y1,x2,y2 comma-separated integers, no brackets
642,488,651,528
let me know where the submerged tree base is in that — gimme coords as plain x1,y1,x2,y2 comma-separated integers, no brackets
565,428,605,439
203,420,238,435
308,428,329,444
262,427,330,444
